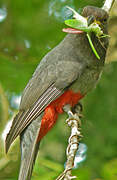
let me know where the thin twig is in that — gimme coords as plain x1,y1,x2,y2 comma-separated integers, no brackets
56,104,82,180
102,0,115,13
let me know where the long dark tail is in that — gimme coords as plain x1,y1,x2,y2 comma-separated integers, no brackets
18,142,40,180
18,115,43,180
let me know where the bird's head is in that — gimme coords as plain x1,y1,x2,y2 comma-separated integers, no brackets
82,6,109,32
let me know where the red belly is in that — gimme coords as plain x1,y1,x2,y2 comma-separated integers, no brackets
37,90,84,141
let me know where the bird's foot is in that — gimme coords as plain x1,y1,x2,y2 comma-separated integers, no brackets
63,103,83,127
72,102,84,118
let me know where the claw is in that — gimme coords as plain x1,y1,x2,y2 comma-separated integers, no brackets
72,102,83,113
66,112,81,127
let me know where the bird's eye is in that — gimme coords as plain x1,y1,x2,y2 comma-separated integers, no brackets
103,18,107,22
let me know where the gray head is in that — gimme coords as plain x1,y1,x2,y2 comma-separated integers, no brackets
82,6,109,34
82,6,109,23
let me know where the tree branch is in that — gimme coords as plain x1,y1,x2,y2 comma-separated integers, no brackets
56,104,82,180
102,0,115,13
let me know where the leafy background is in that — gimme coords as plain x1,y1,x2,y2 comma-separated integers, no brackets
0,0,117,179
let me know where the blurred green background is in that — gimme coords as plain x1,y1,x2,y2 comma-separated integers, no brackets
0,0,117,179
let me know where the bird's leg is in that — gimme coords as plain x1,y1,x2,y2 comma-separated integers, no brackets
56,103,83,180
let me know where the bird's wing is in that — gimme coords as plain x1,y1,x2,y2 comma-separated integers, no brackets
5,58,84,153
5,83,62,153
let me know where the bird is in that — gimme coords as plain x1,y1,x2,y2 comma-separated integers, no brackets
5,5,109,180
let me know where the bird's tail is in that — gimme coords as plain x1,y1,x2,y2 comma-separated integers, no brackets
18,114,43,180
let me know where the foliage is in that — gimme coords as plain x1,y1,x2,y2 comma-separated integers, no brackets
0,0,117,179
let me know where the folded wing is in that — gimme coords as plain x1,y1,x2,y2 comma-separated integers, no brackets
5,83,63,153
